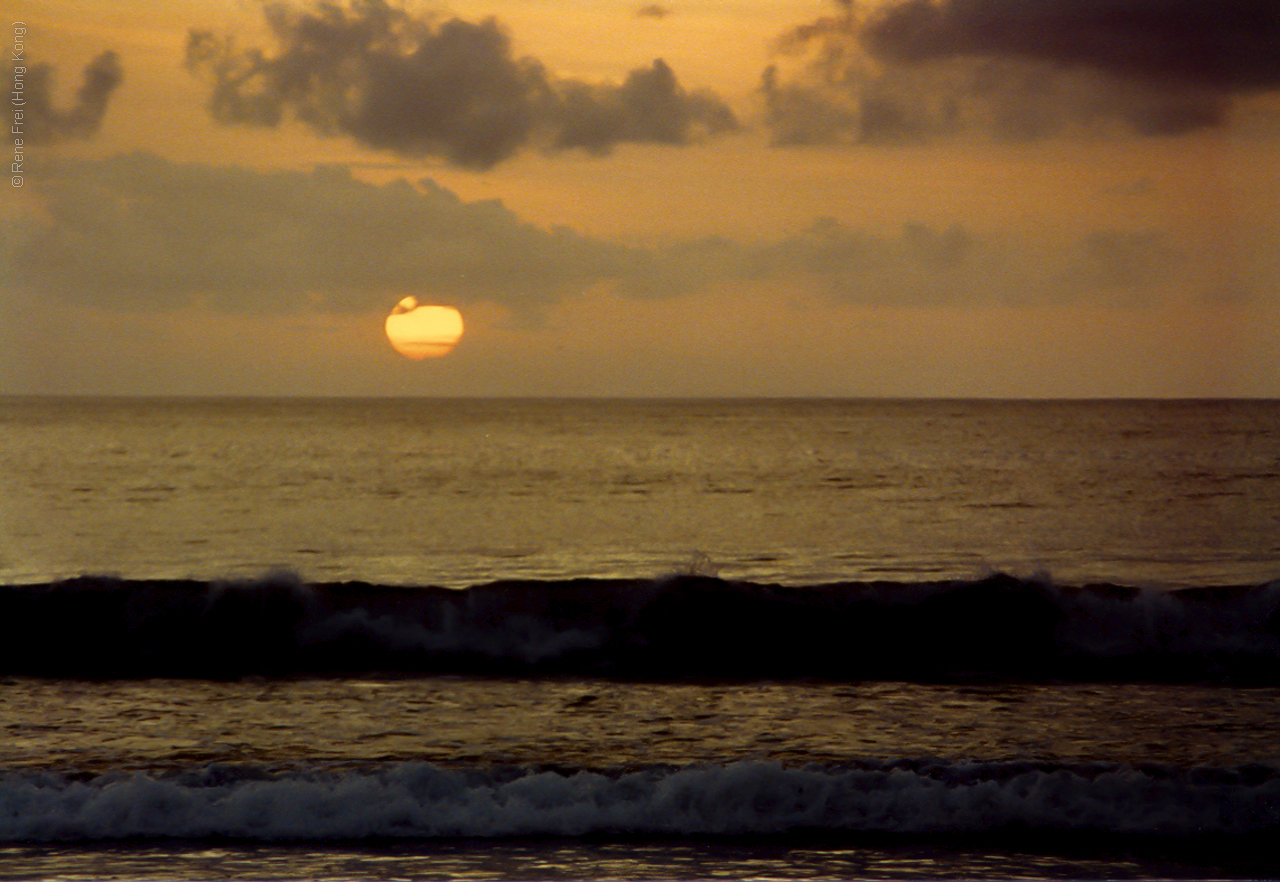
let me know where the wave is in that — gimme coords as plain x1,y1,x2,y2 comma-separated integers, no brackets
3,759,1277,843
2,572,1279,681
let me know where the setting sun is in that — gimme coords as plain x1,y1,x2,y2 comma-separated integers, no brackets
384,297,464,359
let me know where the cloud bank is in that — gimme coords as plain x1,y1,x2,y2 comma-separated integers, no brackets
12,152,629,313
7,154,1189,321
185,0,736,168
764,0,1278,144
3,51,123,144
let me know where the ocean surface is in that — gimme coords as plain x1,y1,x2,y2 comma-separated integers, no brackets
2,396,1279,880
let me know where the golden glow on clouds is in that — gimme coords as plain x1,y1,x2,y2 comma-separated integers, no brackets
384,297,465,359
10,0,1280,398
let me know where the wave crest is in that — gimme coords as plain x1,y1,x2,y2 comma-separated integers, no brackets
3,759,1277,842
2,572,1279,681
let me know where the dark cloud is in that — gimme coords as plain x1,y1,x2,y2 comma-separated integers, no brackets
764,0,1274,144
4,51,123,144
186,0,736,168
551,59,737,153
863,0,1280,90
761,65,862,145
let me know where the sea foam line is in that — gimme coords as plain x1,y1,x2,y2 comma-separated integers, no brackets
3,760,1278,842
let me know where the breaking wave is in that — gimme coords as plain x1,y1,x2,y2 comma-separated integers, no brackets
2,572,1280,681
3,759,1277,843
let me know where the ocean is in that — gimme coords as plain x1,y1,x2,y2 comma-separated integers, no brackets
1,396,1278,880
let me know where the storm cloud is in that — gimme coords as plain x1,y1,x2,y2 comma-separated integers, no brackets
185,0,736,168
4,51,123,144
763,0,1275,144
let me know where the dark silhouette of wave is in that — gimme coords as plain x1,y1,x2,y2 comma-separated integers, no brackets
2,572,1279,681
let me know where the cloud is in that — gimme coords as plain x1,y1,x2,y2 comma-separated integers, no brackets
639,217,1187,307
1072,229,1179,290
185,0,736,168
760,65,862,145
550,59,737,153
10,153,973,314
12,152,631,313
635,4,673,18
862,0,1280,90
620,217,984,305
3,51,123,144
6,153,1196,327
763,0,1274,144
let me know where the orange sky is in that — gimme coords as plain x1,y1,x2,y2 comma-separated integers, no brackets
3,0,1279,397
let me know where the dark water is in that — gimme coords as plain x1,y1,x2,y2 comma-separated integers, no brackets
2,397,1279,879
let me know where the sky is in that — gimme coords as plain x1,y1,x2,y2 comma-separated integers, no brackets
3,0,1279,398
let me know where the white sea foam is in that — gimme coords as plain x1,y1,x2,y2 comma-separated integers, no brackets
2,761,1277,842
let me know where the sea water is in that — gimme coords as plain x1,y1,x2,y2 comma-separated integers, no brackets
1,397,1279,879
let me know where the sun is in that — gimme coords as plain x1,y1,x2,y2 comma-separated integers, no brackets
384,297,464,359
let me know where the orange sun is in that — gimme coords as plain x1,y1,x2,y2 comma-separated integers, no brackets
384,297,464,359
